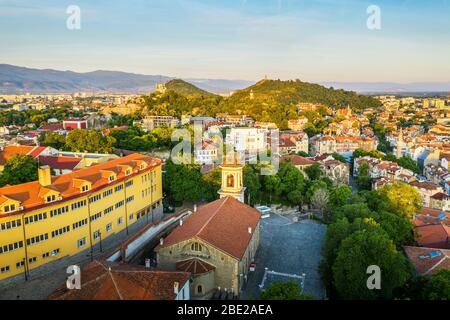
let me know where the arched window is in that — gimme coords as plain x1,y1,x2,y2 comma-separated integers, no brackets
226,174,234,188
191,242,202,252
197,285,203,294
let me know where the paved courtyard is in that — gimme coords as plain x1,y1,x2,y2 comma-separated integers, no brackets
241,214,327,300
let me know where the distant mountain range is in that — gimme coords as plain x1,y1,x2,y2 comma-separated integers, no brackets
0,64,253,95
0,64,449,95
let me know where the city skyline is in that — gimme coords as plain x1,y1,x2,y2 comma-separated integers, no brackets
1,0,450,83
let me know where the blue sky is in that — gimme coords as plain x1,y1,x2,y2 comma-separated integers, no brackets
1,0,450,82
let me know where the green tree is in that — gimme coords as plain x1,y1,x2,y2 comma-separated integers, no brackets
287,190,304,210
356,162,372,191
163,160,205,205
305,180,328,204
202,167,221,202
379,182,422,219
263,174,281,203
331,153,347,163
304,163,323,181
278,164,306,203
65,129,116,153
244,165,261,206
310,187,330,214
41,132,66,150
260,281,315,300
376,211,414,248
422,269,450,300
332,230,412,300
329,185,352,208
0,154,39,186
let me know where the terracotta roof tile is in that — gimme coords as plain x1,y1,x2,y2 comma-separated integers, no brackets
281,155,316,166
404,246,450,275
155,197,261,260
0,153,161,217
48,260,190,300
38,155,83,171
415,224,450,248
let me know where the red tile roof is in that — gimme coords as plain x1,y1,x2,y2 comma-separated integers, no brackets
0,153,161,217
38,155,83,171
0,146,46,166
38,124,64,132
431,192,449,201
414,208,450,227
403,246,450,275
281,155,316,167
155,197,261,260
415,224,450,248
176,258,216,275
48,260,190,300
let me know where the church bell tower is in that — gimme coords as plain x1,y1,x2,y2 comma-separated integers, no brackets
218,151,246,203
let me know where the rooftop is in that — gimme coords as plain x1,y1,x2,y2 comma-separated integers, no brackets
48,260,190,300
403,246,450,275
0,153,161,217
155,197,261,260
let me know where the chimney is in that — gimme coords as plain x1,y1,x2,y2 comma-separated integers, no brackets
180,219,183,226
38,166,52,187
248,227,252,234
194,204,197,212
174,282,179,295
160,238,164,245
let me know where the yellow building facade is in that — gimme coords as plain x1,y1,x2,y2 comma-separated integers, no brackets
0,153,163,281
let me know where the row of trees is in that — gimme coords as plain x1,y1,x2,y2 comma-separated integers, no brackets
320,181,449,300
40,129,116,153
0,107,85,127
109,126,175,151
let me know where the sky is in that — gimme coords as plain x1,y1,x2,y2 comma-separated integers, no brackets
1,0,450,82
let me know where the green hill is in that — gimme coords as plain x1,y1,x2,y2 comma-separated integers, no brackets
164,79,217,97
143,78,382,128
227,79,381,112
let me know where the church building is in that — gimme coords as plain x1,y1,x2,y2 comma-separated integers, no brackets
154,196,261,299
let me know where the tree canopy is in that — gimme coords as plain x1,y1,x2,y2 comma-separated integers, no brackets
260,281,315,300
0,154,39,187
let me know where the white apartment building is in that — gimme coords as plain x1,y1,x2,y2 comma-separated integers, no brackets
226,128,268,154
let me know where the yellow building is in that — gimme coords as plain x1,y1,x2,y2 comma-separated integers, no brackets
0,153,163,281
217,152,246,203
